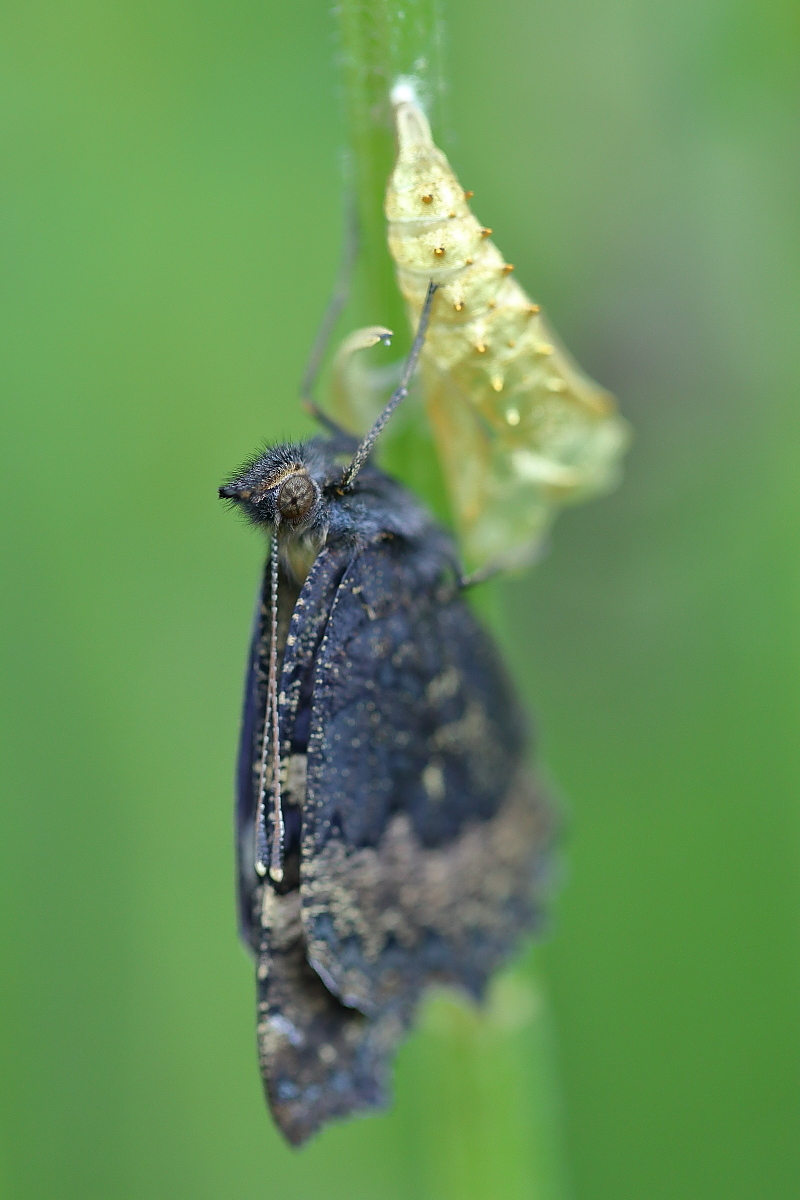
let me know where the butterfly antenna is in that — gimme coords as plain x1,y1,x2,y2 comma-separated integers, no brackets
340,280,438,489
253,550,273,878
254,522,285,882
266,524,285,882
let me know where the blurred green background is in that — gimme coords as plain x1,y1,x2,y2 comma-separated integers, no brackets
2,1,798,1197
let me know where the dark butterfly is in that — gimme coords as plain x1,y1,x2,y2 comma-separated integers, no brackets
219,286,554,1145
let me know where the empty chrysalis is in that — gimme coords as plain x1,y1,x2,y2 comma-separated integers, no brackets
384,98,630,570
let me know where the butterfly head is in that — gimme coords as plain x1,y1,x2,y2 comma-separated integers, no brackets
219,442,327,534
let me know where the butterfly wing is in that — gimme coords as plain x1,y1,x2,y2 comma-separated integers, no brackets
300,533,553,1017
238,545,412,1144
235,563,269,951
254,886,410,1146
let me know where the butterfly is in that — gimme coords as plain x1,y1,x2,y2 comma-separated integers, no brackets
219,287,554,1144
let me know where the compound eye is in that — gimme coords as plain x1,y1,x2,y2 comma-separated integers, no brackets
276,473,316,524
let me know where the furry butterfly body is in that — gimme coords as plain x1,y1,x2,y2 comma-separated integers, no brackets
222,434,553,1144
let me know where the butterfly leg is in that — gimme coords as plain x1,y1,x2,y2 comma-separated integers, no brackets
458,562,503,590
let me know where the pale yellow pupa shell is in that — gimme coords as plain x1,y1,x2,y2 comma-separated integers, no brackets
386,99,630,570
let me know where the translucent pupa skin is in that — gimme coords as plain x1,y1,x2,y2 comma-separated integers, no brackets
386,100,629,570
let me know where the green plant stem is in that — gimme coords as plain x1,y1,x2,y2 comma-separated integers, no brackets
334,5,566,1199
